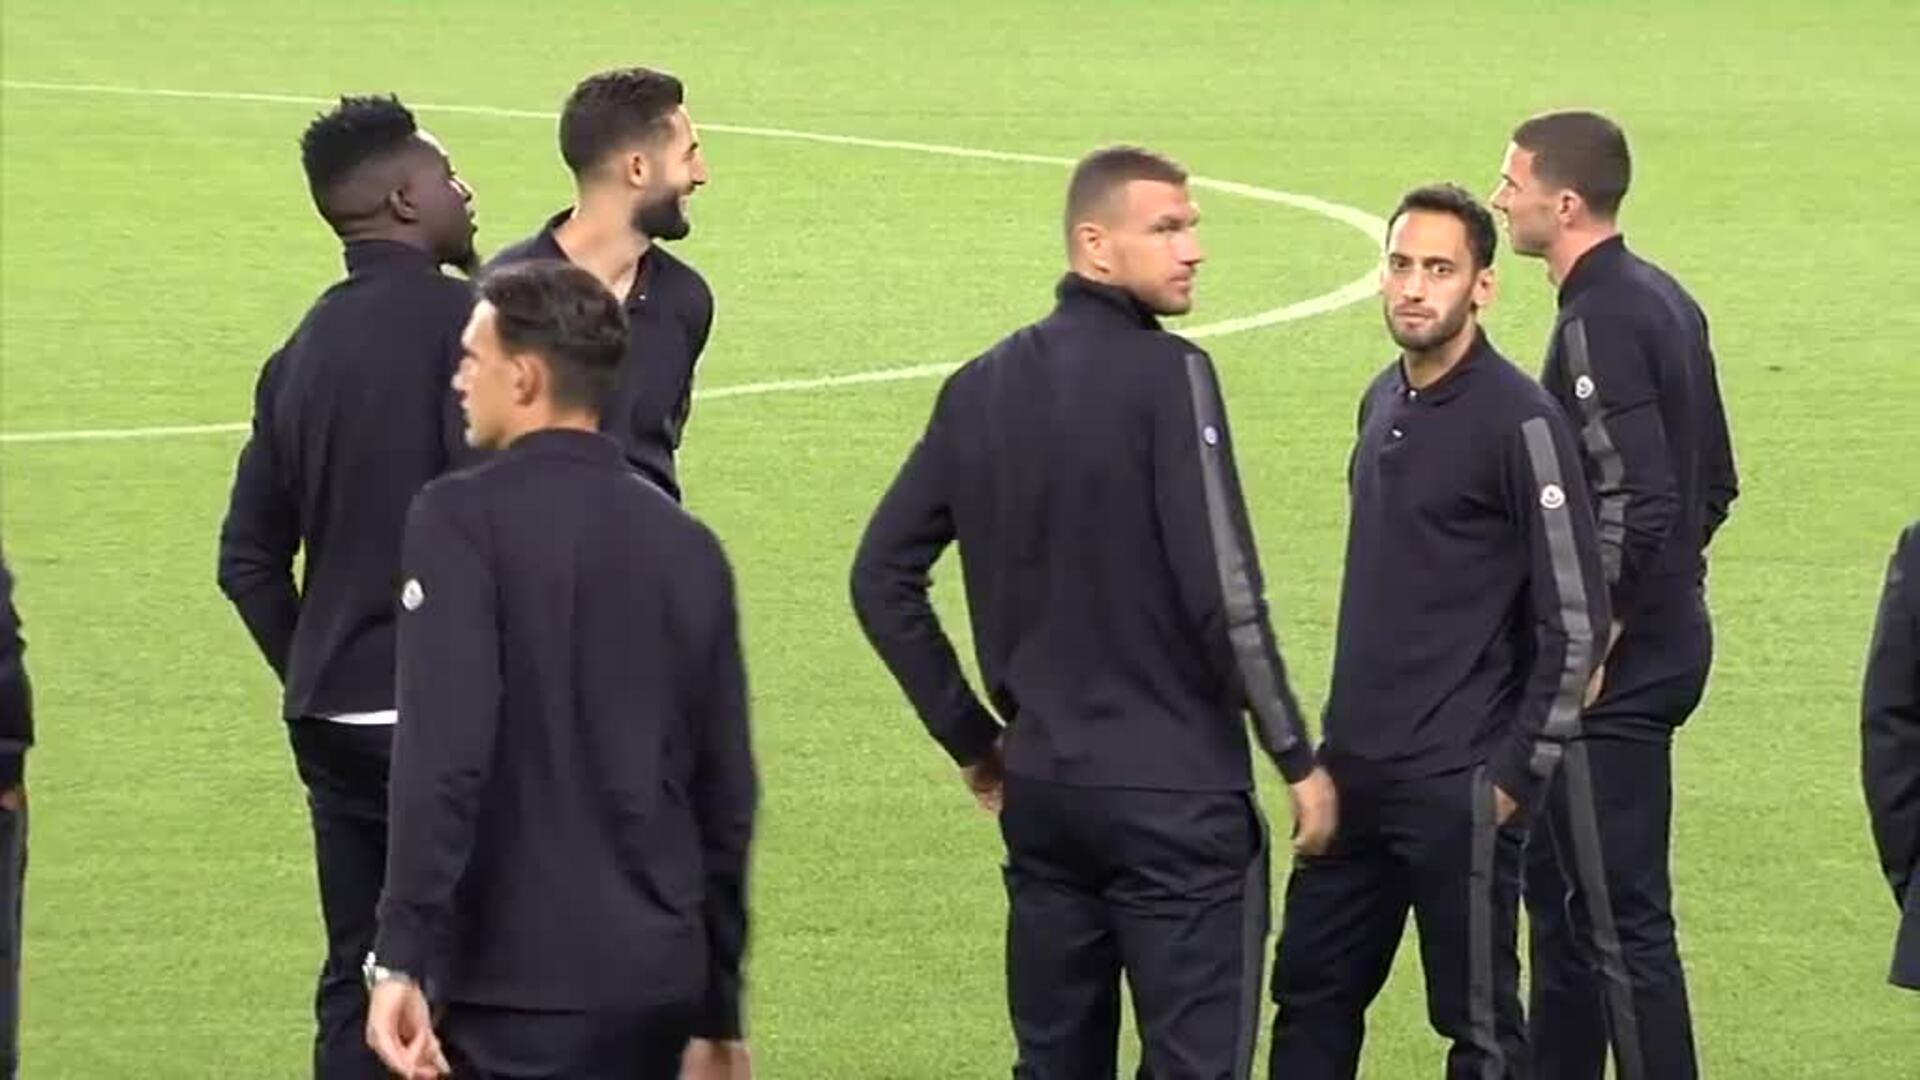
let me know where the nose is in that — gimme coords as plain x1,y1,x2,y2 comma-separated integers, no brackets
691,153,709,187
455,176,475,203
1175,230,1205,267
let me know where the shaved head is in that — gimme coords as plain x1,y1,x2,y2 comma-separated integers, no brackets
1064,145,1189,251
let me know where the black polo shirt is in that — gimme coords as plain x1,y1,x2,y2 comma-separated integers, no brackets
217,239,474,720
485,211,715,501
1323,331,1610,804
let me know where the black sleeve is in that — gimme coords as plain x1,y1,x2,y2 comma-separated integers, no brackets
848,384,1002,766
689,284,715,363
690,540,758,1039
216,350,302,678
374,488,502,984
0,539,33,790
1864,523,1920,907
674,284,716,449
1491,412,1612,806
1152,348,1314,782
1556,312,1680,624
1696,314,1739,547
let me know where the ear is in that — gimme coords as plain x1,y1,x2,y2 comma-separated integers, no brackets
1074,221,1110,273
506,351,541,406
624,148,653,191
1554,188,1583,227
1473,265,1498,310
385,183,421,224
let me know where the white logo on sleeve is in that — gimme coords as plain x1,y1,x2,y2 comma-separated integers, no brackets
1202,425,1220,446
1574,374,1597,401
1540,484,1567,510
401,579,425,611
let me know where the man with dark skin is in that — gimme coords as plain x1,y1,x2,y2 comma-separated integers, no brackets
216,94,477,1080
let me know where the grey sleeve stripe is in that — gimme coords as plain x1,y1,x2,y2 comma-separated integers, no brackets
1521,417,1598,775
1183,352,1302,758
1563,319,1627,585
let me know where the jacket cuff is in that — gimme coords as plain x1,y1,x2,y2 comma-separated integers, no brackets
0,751,22,791
1488,739,1547,813
1273,740,1316,785
694,981,743,1040
940,705,1003,767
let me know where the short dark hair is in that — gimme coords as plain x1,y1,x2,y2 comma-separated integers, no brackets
477,261,627,412
559,68,686,177
1512,110,1632,218
1064,145,1188,246
300,95,418,207
1387,184,1498,271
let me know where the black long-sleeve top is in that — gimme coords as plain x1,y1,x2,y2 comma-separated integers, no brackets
215,240,473,718
373,429,757,1038
850,273,1315,791
1865,522,1920,911
1543,237,1738,640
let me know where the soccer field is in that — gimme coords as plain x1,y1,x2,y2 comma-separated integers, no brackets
2,1,1917,1075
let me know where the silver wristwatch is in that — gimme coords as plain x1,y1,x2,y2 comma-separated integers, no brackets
362,951,418,991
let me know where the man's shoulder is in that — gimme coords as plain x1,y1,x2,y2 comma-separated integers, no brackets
650,244,709,288
648,245,714,321
1562,253,1689,330
1478,343,1569,425
480,230,556,274
413,458,499,522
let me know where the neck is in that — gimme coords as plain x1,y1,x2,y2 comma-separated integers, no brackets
498,407,600,449
1066,262,1137,301
1401,323,1479,389
337,224,428,254
1544,222,1619,286
554,192,651,293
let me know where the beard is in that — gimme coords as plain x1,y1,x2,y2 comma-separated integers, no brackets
632,185,691,242
1386,298,1473,352
438,218,480,276
446,242,480,277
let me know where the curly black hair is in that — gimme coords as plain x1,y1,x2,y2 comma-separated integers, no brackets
300,94,418,201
